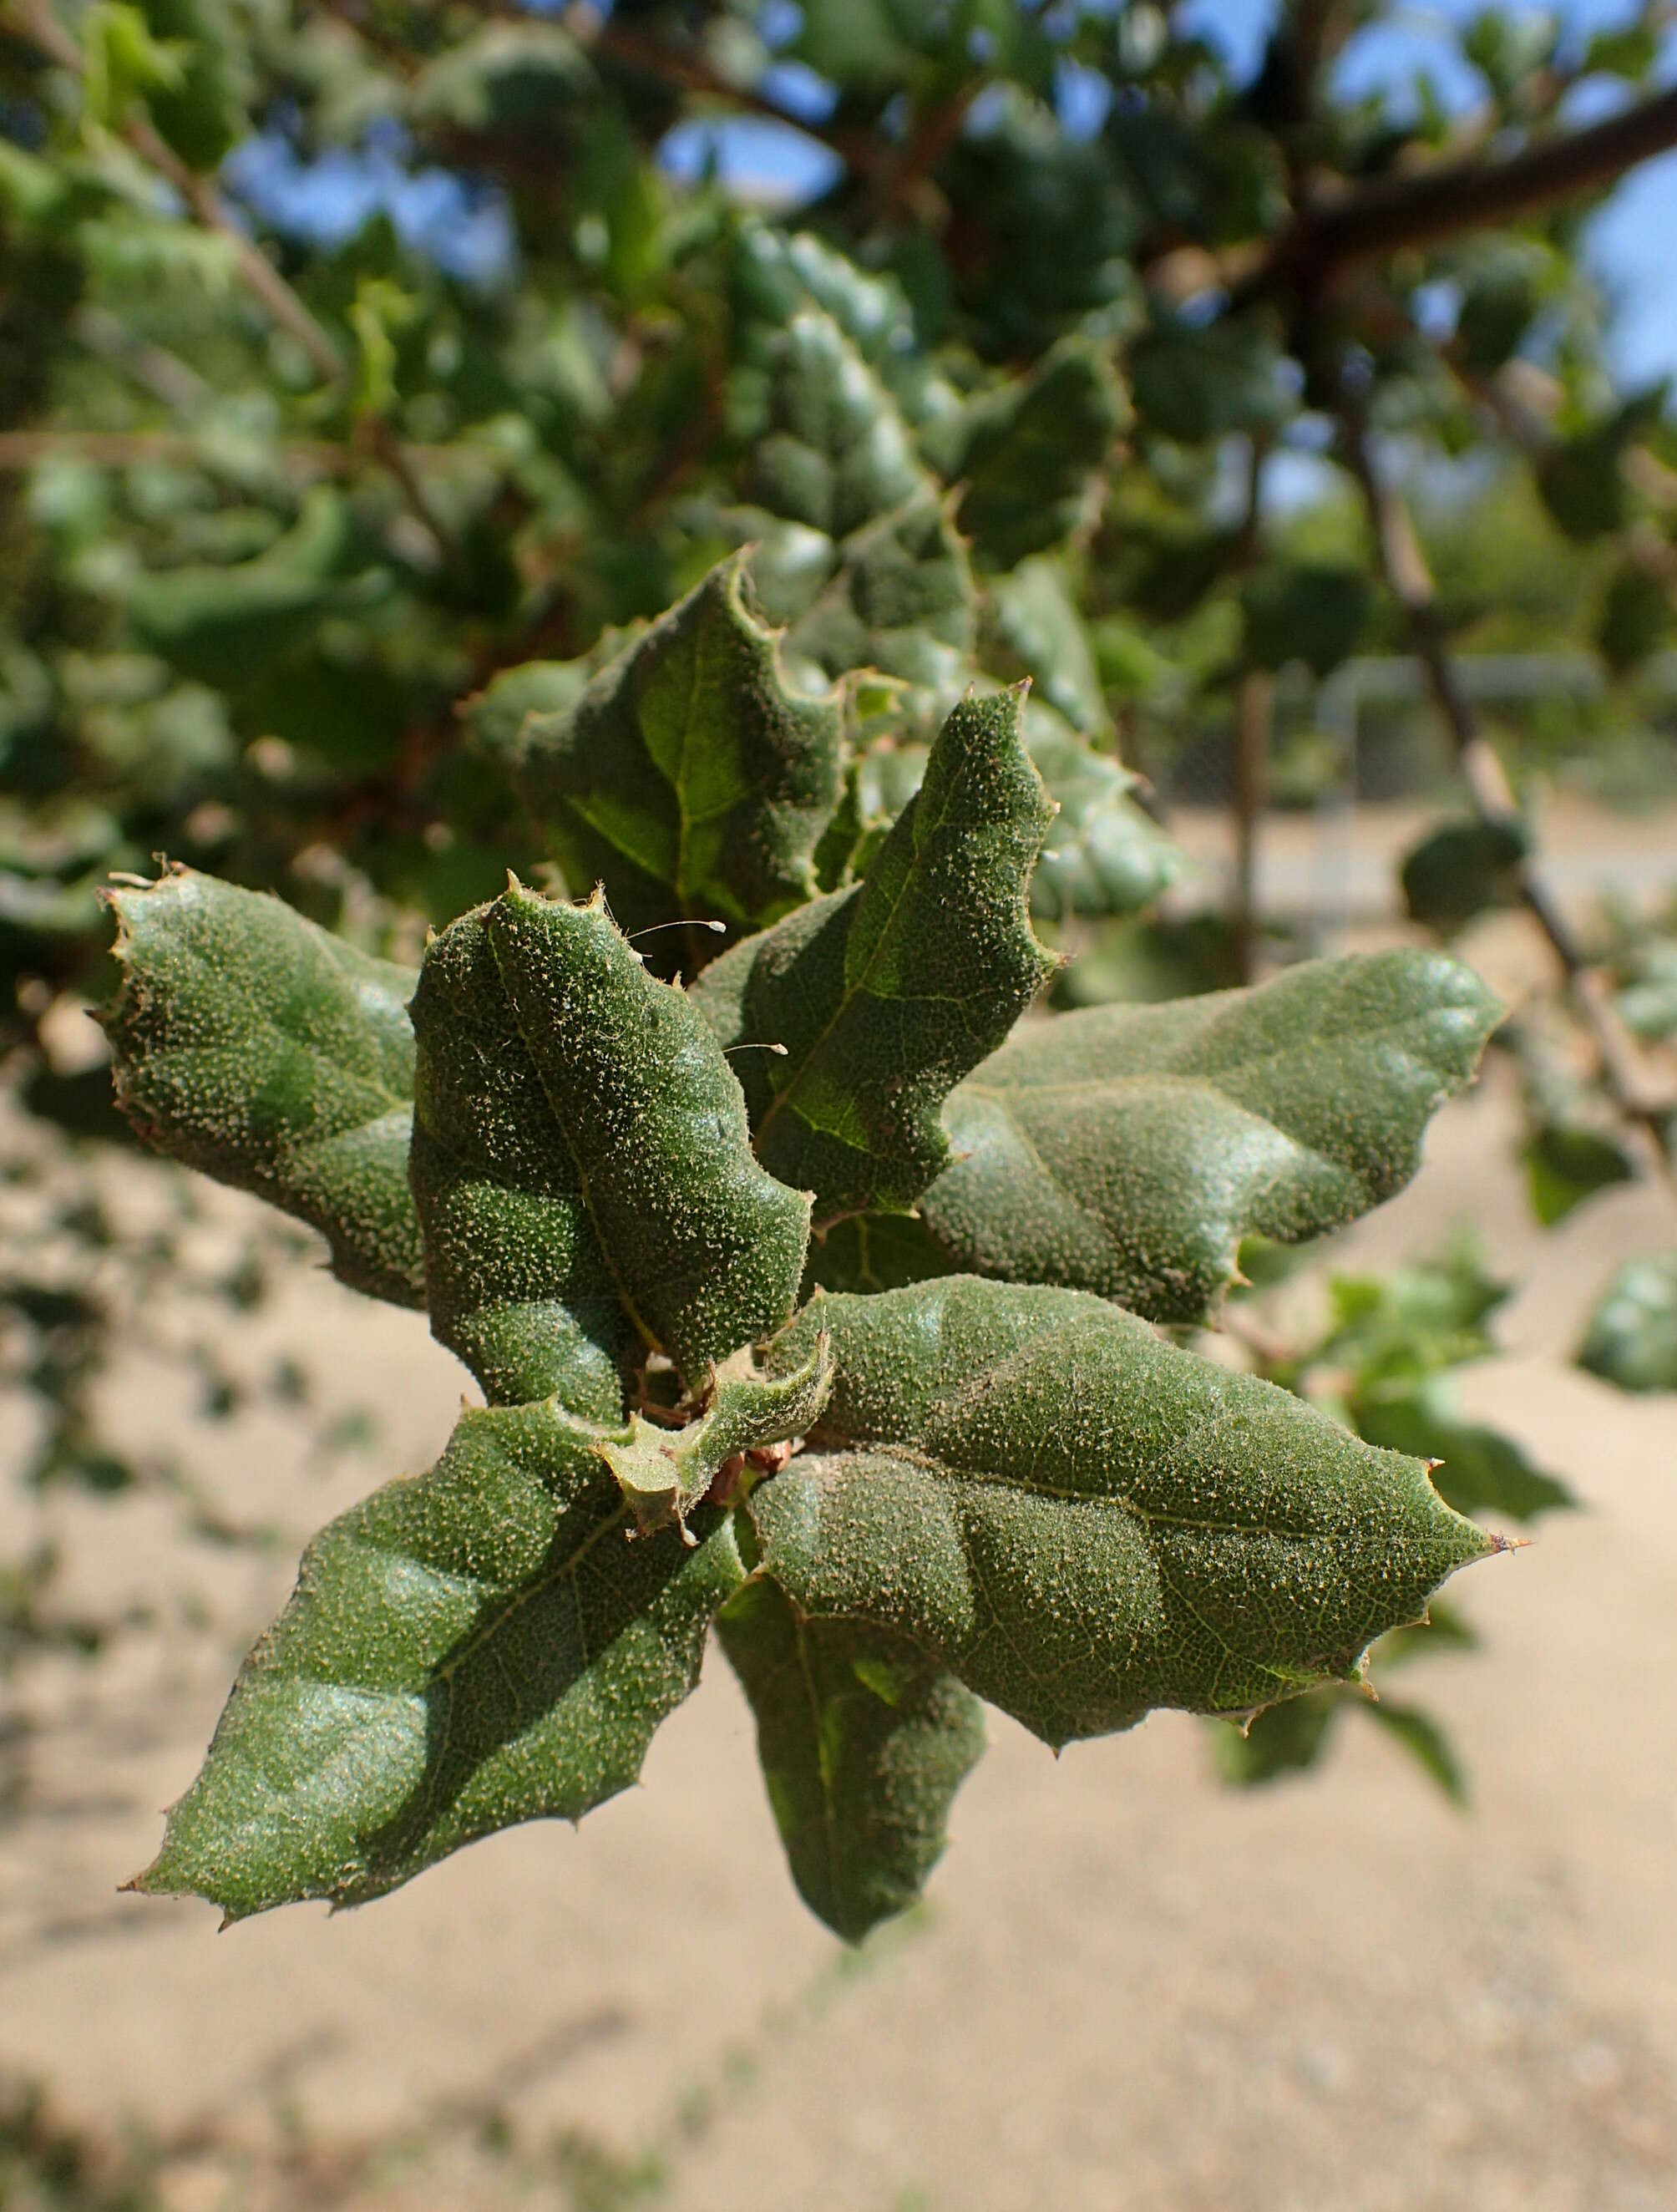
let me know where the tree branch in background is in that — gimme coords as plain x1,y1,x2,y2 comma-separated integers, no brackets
1239,81,1677,307
1340,403,1677,1165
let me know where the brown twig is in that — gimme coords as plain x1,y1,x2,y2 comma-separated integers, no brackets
1231,437,1272,985
590,20,891,181
1239,82,1677,307
1340,399,1676,1162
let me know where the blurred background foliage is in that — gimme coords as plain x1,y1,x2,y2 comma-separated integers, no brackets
1,0,1675,1810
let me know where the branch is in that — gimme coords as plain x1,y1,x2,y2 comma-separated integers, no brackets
867,78,985,224
1239,82,1677,304
1340,403,1677,1161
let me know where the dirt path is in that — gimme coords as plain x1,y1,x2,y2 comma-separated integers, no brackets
3,1063,1674,2211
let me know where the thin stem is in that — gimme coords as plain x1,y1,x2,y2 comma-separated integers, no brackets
1340,402,1676,1164
590,20,892,181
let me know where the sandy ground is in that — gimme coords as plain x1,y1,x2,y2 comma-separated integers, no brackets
3,919,1676,2209
1168,792,1677,934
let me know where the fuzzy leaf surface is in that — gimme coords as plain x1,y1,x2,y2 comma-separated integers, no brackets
417,883,809,1395
482,554,844,945
104,867,424,1306
408,900,630,1418
917,951,1503,1321
133,1398,744,1918
719,1580,985,1941
747,1279,1498,1747
691,688,1055,1224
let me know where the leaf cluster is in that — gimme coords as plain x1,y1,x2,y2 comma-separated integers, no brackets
100,641,1506,1934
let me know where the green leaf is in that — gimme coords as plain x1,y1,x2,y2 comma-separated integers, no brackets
1578,1252,1677,1393
805,1209,958,1298
102,867,425,1308
1614,935,1677,1043
782,487,977,692
1597,556,1672,673
953,338,1125,571
1213,1689,1339,1786
1239,561,1371,678
597,1334,833,1538
1536,388,1665,541
1354,1381,1574,1523
123,488,370,692
808,688,1184,924
916,951,1504,1322
463,659,592,761
721,247,978,687
1319,1243,1507,1385
691,687,1055,1224
483,554,845,945
132,0,251,170
747,1279,1499,1747
1026,712,1185,921
734,230,917,368
131,1397,744,1919
1216,1688,1467,1804
1365,1699,1468,1804
414,881,810,1396
409,20,589,131
408,898,632,1418
1522,1121,1637,1227
718,1580,985,1943
992,557,1109,736
1128,318,1289,445
1401,818,1528,934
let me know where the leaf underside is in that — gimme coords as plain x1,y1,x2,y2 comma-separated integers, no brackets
719,1577,984,1942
